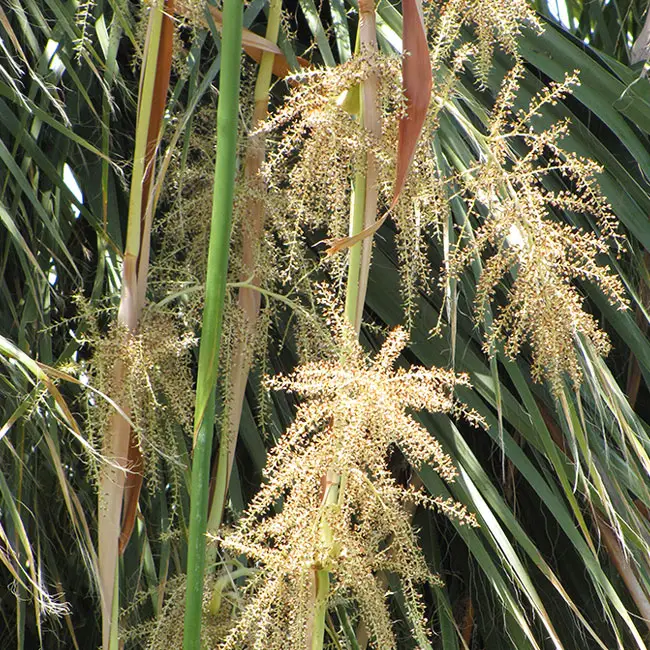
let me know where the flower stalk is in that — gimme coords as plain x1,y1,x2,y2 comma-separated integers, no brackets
182,1,243,647
310,8,378,646
205,0,283,549
98,1,173,646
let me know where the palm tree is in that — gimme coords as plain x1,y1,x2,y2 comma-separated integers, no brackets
1,0,650,648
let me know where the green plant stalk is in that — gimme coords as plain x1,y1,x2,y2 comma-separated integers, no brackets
208,566,254,615
337,605,362,650
353,1,379,332
344,171,366,326
311,471,341,650
182,0,243,647
205,0,283,544
311,565,331,650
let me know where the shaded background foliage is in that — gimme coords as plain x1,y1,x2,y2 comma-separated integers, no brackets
1,0,650,648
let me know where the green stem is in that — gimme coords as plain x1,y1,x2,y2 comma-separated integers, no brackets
311,570,330,650
182,1,243,648
337,605,362,650
99,7,165,648
312,471,340,650
253,0,283,107
205,0,283,543
208,567,254,616
344,171,367,327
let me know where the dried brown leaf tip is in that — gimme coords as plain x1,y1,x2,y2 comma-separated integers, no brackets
446,64,628,395
217,317,482,649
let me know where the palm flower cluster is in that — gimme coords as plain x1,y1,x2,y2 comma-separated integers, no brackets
446,65,628,393
79,307,195,496
217,315,481,649
426,0,542,85
259,52,404,285
123,574,229,649
152,108,217,323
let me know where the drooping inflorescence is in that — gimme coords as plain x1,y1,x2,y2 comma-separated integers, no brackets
444,65,628,394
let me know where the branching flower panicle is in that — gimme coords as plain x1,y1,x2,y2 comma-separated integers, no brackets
393,0,540,323
426,0,542,84
260,52,404,285
446,65,628,394
218,319,481,650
